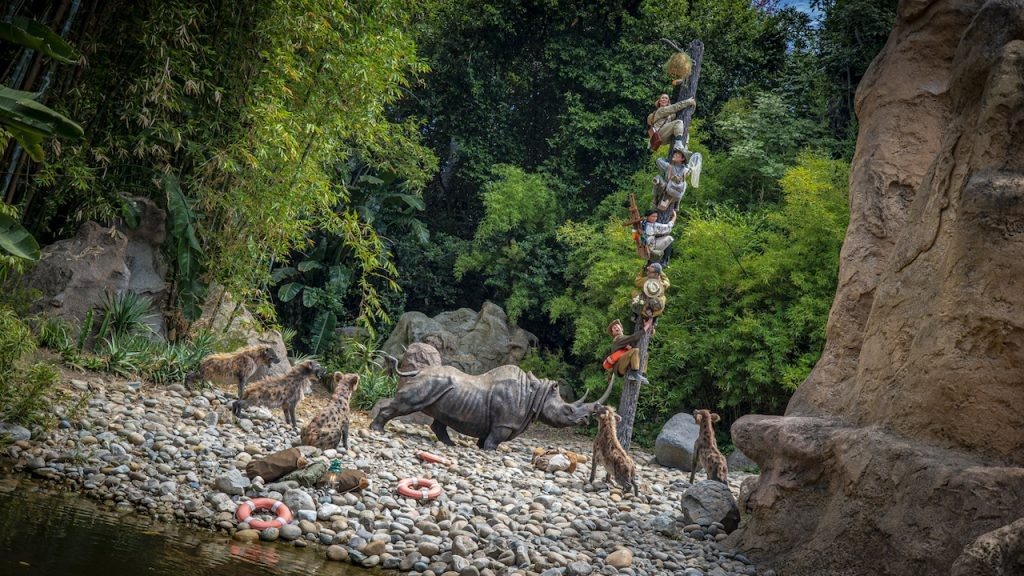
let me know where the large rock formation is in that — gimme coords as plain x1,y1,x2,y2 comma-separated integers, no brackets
119,198,170,337
23,198,170,337
23,221,131,325
190,287,291,379
382,302,537,375
729,1,1024,574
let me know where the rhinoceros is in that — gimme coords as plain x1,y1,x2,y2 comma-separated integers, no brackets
372,358,614,450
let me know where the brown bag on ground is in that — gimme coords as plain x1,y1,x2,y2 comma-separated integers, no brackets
532,447,580,473
245,447,308,482
319,469,370,493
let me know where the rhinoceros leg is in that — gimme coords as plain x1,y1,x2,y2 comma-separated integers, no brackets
480,426,516,450
430,420,455,446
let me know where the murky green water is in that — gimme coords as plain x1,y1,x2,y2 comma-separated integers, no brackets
0,477,375,576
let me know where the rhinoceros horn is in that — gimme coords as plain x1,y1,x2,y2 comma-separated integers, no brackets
376,351,420,378
575,372,616,409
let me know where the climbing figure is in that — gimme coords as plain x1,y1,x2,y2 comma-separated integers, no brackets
641,208,676,265
602,319,650,386
647,93,697,152
632,262,670,329
653,148,701,213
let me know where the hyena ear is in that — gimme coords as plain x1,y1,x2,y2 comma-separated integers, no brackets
614,413,622,423
348,373,360,393
711,413,721,423
694,411,703,423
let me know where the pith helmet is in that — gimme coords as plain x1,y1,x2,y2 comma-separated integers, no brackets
607,319,623,335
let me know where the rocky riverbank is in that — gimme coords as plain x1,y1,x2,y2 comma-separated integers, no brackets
4,375,771,576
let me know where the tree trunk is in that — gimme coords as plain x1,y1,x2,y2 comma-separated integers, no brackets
675,40,704,151
616,321,651,449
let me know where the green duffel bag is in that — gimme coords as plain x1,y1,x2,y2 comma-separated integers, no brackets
278,459,328,488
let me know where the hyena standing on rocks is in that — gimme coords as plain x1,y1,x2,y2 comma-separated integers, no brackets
590,405,639,496
300,372,360,451
689,408,728,484
233,360,323,428
186,344,280,398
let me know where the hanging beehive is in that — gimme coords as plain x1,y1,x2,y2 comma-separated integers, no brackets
665,50,693,86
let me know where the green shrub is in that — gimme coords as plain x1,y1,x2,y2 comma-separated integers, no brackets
97,291,157,341
350,371,397,411
0,306,60,429
329,336,382,374
143,329,218,385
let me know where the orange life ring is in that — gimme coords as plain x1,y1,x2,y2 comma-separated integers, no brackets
397,477,443,501
235,497,293,530
416,450,449,465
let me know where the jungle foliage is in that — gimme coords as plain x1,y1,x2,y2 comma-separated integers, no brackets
4,0,437,331
1,0,896,444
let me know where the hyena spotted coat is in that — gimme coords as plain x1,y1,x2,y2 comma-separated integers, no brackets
233,360,323,428
186,344,280,398
690,408,728,484
300,372,360,451
590,405,638,495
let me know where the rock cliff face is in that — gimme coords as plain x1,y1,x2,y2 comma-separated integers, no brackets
729,1,1024,574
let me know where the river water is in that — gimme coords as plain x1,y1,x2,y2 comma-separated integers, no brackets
0,476,376,576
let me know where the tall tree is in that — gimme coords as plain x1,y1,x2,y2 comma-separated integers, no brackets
813,0,897,153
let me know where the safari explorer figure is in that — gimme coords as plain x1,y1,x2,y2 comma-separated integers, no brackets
632,262,670,324
602,319,649,385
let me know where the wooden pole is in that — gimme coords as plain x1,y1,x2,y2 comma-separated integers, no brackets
616,39,703,450
616,319,650,449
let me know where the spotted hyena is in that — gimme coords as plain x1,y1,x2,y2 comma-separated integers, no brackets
232,360,323,428
300,372,360,451
186,344,280,398
590,405,638,495
689,409,728,484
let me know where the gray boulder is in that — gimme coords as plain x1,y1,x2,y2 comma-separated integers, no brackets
654,412,700,470
23,221,131,329
283,488,316,512
214,469,251,496
382,301,537,375
118,198,169,338
726,447,757,472
681,480,740,533
0,423,30,442
23,202,172,339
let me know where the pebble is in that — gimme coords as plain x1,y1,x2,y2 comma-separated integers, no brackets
7,377,770,576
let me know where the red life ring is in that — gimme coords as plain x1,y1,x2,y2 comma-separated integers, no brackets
416,450,448,465
397,477,443,501
235,497,293,530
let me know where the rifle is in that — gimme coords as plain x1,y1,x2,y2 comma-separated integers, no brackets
624,193,650,259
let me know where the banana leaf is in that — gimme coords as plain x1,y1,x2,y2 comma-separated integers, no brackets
308,310,336,354
163,174,206,321
0,85,84,161
278,282,303,302
0,16,79,64
0,212,40,261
